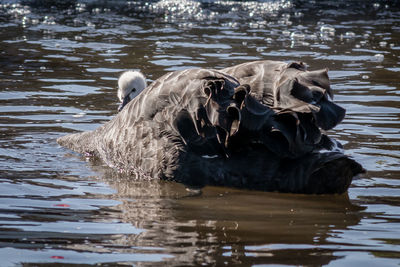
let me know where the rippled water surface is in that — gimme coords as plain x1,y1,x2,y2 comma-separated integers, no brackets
1,0,399,266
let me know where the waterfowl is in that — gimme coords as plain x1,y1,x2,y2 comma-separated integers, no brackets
58,61,363,194
221,60,346,157
117,70,147,112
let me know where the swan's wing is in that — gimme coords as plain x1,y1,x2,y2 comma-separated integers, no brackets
222,60,346,157
222,60,345,129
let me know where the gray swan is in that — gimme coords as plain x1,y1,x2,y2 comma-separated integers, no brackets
58,60,364,194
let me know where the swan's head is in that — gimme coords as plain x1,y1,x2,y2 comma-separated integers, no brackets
117,70,147,112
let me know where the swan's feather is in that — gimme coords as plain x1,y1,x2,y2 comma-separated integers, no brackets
58,62,364,194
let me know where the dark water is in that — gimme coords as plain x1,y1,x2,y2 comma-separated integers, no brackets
0,0,399,266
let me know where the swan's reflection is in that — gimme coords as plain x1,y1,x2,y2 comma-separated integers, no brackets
96,167,364,266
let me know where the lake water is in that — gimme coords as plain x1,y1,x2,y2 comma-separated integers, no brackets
0,0,399,266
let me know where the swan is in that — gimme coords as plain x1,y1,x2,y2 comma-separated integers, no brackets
117,70,147,112
221,60,347,157
58,61,364,194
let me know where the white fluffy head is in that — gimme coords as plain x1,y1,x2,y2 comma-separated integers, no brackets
117,70,147,102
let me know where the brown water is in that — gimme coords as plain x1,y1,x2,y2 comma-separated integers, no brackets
0,0,399,266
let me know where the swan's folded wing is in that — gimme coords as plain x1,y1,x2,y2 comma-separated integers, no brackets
223,60,346,157
223,60,345,129
222,60,285,105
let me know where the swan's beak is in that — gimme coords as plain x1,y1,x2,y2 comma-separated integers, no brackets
118,94,131,112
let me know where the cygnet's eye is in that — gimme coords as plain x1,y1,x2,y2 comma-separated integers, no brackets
132,88,136,92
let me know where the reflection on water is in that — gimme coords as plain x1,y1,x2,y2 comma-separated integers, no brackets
0,0,399,265
101,174,364,266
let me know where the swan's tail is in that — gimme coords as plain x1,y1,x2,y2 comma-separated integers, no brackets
57,131,97,156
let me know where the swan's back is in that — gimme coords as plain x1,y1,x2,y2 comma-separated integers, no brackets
58,68,242,179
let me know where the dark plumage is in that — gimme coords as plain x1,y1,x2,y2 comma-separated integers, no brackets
57,61,364,194
222,60,346,158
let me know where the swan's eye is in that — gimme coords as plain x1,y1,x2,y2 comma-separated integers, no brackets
132,88,136,92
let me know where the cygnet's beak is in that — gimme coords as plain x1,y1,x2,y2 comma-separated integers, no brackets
118,94,131,112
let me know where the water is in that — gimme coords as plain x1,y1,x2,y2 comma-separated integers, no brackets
0,0,399,265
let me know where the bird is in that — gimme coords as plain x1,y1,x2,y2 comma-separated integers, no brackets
221,60,347,158
117,70,147,112
57,61,364,194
